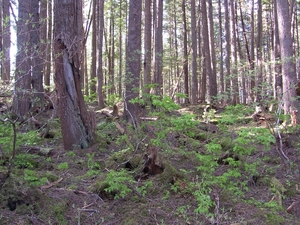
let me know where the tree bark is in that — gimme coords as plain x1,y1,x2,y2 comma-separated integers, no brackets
230,0,239,105
153,0,163,95
224,0,231,103
144,0,152,95
190,0,198,104
208,0,218,100
182,0,189,104
2,0,10,82
202,0,213,103
53,0,93,150
30,0,44,109
277,0,299,120
13,0,31,117
273,0,282,99
97,0,105,108
124,0,142,127
90,0,97,94
218,0,224,96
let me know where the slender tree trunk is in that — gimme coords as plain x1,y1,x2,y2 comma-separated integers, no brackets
0,0,3,81
224,0,231,103
218,0,224,96
118,0,123,98
273,0,282,99
97,0,105,108
108,5,115,95
31,0,44,109
230,0,239,105
153,0,163,96
256,0,263,102
190,0,198,104
13,0,31,117
40,0,48,91
144,0,152,95
90,0,97,94
53,0,93,150
202,0,213,102
44,0,52,90
250,0,255,101
2,0,10,82
182,0,189,103
208,0,218,100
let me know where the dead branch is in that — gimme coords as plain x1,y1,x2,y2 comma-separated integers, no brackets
41,177,63,189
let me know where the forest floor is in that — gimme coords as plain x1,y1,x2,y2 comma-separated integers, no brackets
1,102,300,225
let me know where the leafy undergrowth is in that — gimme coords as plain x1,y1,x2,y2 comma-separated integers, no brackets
1,101,300,224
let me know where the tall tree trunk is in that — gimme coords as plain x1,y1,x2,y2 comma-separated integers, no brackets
249,0,255,101
108,5,115,95
256,0,263,102
90,0,97,94
190,0,198,104
182,0,189,104
40,0,48,91
218,0,224,96
230,0,239,105
2,0,10,82
124,0,142,126
97,0,105,108
144,0,152,95
118,0,124,98
44,0,52,91
153,0,163,95
0,0,3,82
277,0,299,121
208,0,218,100
202,0,213,102
53,0,93,150
13,0,32,117
224,0,231,103
31,0,44,109
273,0,282,99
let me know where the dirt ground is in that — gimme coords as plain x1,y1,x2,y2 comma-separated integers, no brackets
1,106,300,225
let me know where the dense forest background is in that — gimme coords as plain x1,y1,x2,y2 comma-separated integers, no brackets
1,0,299,115
2,0,300,224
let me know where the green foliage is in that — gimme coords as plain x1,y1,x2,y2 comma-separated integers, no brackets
14,153,40,169
87,153,101,170
136,180,154,197
52,202,68,225
218,104,252,125
106,94,121,106
67,151,76,157
170,113,200,137
104,170,134,199
175,205,191,223
151,95,180,113
57,162,69,170
84,91,97,103
21,130,43,146
0,122,14,153
234,127,275,155
24,169,47,186
0,121,42,156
